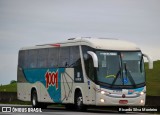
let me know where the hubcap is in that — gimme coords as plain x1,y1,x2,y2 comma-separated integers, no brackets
77,97,82,107
32,96,36,106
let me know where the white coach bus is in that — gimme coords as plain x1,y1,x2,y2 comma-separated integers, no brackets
17,37,153,111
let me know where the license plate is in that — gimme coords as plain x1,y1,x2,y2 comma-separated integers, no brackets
119,100,128,104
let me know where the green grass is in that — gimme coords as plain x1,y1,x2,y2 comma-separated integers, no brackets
0,60,160,96
0,82,17,92
145,60,160,96
0,100,31,105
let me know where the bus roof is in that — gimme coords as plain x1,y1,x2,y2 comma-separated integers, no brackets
20,37,140,51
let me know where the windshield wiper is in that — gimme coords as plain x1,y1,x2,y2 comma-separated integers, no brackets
124,63,136,88
110,70,121,88
110,54,122,88
110,63,137,88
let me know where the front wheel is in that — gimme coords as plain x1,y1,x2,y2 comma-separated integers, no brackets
75,92,86,111
31,90,39,108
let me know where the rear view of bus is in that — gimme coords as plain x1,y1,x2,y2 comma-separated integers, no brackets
17,37,153,111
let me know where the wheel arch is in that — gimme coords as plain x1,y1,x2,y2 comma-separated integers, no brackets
74,86,85,104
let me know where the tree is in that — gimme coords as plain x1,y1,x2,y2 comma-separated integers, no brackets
10,80,17,84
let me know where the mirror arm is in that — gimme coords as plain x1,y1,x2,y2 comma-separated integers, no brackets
87,51,98,68
143,53,153,69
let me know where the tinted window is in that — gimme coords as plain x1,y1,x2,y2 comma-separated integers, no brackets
59,47,70,67
37,48,48,68
18,50,29,68
19,46,82,69
82,46,95,81
69,46,80,67
48,48,59,67
18,50,24,68
85,58,95,81
28,50,38,68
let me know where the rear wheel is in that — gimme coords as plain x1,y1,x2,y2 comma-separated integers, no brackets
31,90,48,109
75,92,86,111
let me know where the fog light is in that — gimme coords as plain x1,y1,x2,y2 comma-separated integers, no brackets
140,99,144,104
100,98,105,103
101,91,105,95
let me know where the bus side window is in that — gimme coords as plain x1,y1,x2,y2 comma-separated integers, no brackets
85,58,95,81
69,46,83,83
28,50,38,68
37,49,48,68
48,48,59,68
19,50,30,68
18,50,25,68
82,45,95,81
59,47,70,67
70,46,80,67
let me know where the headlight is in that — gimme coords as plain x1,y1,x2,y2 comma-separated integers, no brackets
101,91,105,95
140,91,144,95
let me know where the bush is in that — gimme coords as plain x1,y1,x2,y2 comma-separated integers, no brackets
10,80,17,84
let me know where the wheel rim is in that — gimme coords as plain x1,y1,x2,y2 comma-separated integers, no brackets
77,97,82,107
32,95,36,106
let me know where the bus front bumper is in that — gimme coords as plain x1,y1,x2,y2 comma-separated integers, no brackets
96,92,146,106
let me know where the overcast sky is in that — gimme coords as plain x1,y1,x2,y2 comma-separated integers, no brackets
0,0,160,84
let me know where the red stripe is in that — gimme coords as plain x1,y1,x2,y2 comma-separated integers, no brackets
50,44,60,47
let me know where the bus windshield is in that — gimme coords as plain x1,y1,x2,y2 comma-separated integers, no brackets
96,51,145,88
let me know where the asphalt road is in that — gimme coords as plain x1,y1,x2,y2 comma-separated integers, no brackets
0,104,150,115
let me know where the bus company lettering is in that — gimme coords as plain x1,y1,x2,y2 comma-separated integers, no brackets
45,70,58,89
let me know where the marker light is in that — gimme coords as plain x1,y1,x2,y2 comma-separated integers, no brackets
100,99,105,103
101,91,105,95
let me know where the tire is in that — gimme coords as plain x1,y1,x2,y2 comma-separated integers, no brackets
31,90,39,108
75,92,86,111
31,90,48,109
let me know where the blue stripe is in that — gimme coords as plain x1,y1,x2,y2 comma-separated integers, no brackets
23,68,65,103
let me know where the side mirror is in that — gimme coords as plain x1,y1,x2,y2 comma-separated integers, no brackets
143,53,153,69
87,51,98,68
